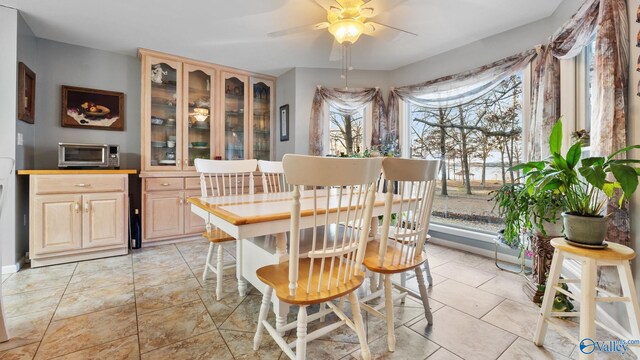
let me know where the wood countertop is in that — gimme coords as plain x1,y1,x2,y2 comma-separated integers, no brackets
18,169,138,175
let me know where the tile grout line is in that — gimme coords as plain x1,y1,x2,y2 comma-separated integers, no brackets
131,247,144,359
32,262,78,358
175,241,241,359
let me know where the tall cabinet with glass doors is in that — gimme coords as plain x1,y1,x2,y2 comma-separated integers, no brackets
139,49,275,244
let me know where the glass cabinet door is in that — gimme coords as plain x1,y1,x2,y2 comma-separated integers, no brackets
184,65,214,169
251,79,272,160
223,74,248,160
148,57,181,170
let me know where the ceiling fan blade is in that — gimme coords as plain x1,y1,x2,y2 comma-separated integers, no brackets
267,22,330,38
365,21,417,37
359,0,408,18
329,40,343,62
310,0,341,11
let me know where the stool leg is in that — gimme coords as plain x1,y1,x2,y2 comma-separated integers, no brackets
534,250,564,346
579,258,597,358
619,262,640,340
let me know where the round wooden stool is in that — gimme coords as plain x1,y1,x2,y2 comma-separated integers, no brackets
533,238,639,359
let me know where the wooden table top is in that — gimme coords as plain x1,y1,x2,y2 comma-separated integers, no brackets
188,189,398,226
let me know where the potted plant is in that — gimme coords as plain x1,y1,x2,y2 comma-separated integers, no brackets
513,119,640,245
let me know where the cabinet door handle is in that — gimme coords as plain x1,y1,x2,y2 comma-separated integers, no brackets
161,183,170,186
179,198,184,205
84,202,89,213
184,159,188,166
75,183,91,187
74,202,80,213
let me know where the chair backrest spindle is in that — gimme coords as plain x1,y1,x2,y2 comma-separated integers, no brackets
283,155,383,298
194,159,258,198
257,160,292,193
377,158,440,269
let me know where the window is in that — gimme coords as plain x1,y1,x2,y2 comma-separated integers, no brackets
327,105,371,156
405,74,525,234
576,38,596,145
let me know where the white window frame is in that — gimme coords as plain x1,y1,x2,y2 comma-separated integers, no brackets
323,103,373,155
399,65,532,243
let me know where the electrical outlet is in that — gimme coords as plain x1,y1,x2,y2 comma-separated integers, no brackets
23,214,27,226
17,133,23,146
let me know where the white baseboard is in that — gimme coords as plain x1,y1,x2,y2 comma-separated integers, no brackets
429,236,525,265
2,257,25,274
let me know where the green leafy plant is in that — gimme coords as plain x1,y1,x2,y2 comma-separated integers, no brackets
490,182,564,247
512,119,640,217
490,183,531,247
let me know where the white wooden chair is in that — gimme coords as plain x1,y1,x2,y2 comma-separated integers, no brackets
0,157,14,342
253,155,383,360
194,158,258,300
257,160,293,193
360,158,439,352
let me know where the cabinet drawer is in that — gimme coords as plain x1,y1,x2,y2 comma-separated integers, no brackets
34,175,125,195
146,178,184,191
185,177,201,190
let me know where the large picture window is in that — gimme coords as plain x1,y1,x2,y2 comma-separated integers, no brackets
407,74,524,234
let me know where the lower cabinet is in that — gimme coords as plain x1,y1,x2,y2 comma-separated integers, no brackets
142,177,206,243
32,194,83,256
27,173,131,268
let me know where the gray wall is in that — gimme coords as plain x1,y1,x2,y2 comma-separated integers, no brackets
275,68,295,160
390,0,584,86
0,6,18,269
15,12,37,262
34,39,141,170
2,30,143,268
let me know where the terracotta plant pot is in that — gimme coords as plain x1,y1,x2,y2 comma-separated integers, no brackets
561,212,608,245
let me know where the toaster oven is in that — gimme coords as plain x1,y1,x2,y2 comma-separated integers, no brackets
58,143,120,168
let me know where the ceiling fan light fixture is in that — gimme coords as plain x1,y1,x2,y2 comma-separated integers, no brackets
328,19,365,44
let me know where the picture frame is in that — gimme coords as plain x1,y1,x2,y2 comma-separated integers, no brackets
280,104,289,141
61,85,124,131
17,62,36,124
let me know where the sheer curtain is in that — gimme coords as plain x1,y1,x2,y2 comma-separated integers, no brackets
385,49,536,142
530,0,629,245
308,86,386,156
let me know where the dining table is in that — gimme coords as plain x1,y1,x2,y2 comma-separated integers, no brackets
188,188,408,333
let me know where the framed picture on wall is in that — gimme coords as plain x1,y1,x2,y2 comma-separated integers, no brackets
280,104,289,141
17,62,36,124
61,85,125,131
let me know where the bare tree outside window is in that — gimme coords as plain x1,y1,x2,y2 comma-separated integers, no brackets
329,107,364,156
409,74,524,233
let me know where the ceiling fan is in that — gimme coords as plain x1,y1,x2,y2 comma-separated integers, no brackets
268,0,417,61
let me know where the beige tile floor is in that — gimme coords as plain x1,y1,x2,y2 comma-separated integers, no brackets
0,241,635,360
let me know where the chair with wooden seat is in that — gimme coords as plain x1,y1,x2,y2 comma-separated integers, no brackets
194,158,258,300
257,160,292,194
253,155,383,360
361,157,439,352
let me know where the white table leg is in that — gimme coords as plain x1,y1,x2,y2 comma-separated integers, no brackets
276,232,288,263
237,239,247,297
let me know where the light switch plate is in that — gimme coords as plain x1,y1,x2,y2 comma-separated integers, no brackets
17,133,23,146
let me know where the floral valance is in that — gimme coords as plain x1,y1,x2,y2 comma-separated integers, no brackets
309,86,386,156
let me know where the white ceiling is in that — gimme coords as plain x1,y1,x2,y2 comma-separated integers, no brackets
1,0,563,76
